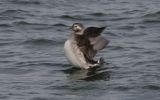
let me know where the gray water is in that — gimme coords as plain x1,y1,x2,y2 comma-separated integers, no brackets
0,0,160,100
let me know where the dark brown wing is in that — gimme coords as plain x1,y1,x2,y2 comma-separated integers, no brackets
75,26,108,64
83,27,109,51
83,27,106,37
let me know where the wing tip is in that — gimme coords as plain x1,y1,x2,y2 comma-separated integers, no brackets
100,27,106,30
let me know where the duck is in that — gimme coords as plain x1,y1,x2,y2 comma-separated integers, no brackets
64,23,109,69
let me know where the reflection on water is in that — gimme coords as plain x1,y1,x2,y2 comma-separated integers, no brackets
63,64,110,81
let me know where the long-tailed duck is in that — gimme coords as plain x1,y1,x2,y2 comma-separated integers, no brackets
64,23,109,69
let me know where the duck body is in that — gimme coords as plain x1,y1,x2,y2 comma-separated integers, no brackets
64,23,109,69
64,34,97,69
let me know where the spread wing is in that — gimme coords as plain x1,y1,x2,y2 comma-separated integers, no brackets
83,27,109,51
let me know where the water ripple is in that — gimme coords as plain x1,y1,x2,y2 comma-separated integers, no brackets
142,19,160,24
59,14,105,21
0,0,160,100
0,68,33,75
0,24,12,28
0,9,29,16
88,12,106,17
52,23,68,27
10,0,41,5
143,85,160,90
13,21,48,26
143,11,160,18
20,38,63,46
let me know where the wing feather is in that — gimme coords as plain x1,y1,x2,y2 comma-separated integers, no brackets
83,27,105,37
83,27,109,51
90,36,109,51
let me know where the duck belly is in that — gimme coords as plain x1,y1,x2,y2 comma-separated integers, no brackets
64,40,82,68
64,40,100,69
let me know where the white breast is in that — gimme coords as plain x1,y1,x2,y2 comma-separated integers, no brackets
64,39,90,69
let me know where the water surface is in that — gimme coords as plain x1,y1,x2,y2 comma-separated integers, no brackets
0,0,160,100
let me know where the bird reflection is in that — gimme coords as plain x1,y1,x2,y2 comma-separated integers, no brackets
63,65,110,81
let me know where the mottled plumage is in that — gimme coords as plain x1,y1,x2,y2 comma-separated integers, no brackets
64,23,109,69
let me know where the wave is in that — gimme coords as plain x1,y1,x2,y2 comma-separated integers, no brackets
117,25,136,30
113,86,130,91
52,23,68,27
0,9,28,15
141,11,160,24
0,38,19,46
13,21,68,29
59,15,105,21
16,61,65,67
13,21,48,26
143,11,160,18
0,68,33,75
10,0,41,5
141,19,160,24
123,9,142,14
143,85,160,90
88,12,106,17
108,45,126,51
109,17,131,21
147,39,160,43
0,23,12,28
104,31,119,37
0,42,14,46
20,38,63,46
59,15,92,21
12,21,52,30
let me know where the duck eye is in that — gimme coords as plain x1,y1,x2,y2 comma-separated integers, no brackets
74,25,77,28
